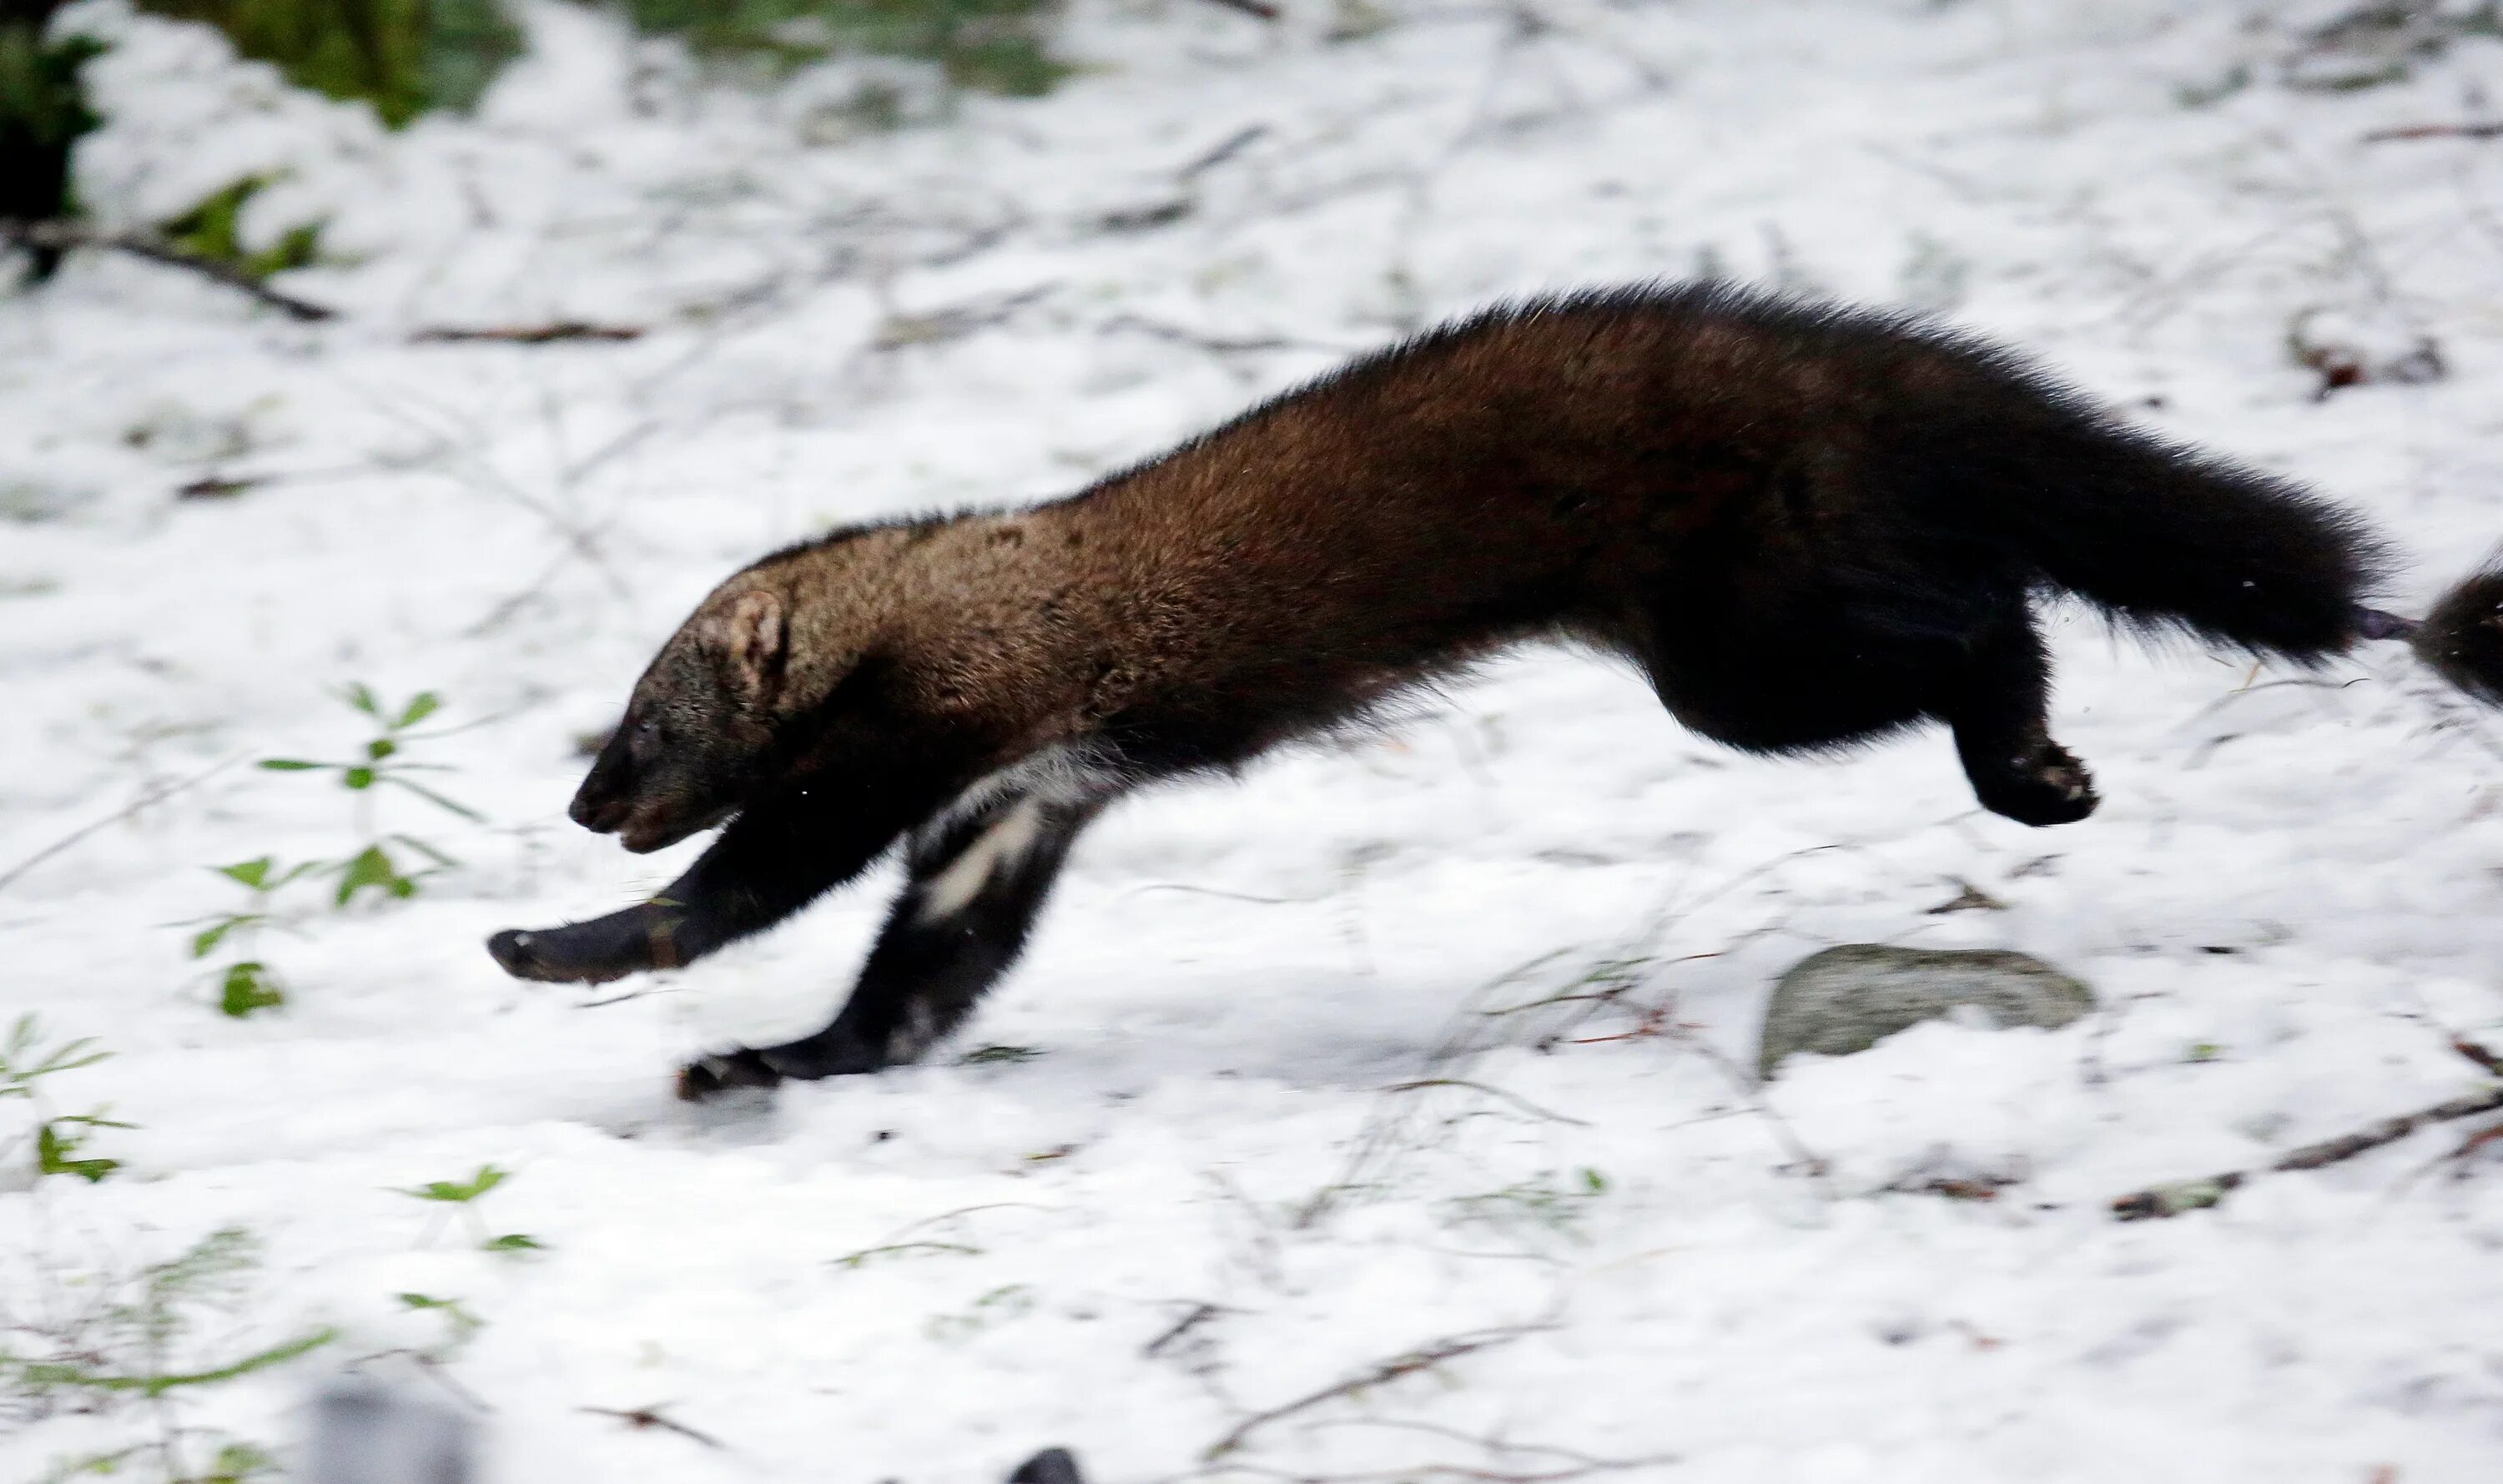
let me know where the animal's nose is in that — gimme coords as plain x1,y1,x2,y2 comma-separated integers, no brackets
568,787,624,833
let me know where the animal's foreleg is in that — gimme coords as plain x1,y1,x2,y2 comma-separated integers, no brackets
1944,604,2098,827
677,787,1107,1097
486,787,909,985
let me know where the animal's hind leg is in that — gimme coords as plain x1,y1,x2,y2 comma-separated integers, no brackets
677,786,1107,1098
1945,603,2098,828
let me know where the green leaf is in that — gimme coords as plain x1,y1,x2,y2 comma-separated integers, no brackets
397,1163,507,1203
37,1121,118,1182
257,758,325,772
189,916,259,958
216,857,274,890
396,1292,485,1336
482,1233,546,1252
343,682,380,717
342,766,376,790
219,962,285,1019
1579,1167,1608,1193
366,737,399,761
394,692,441,729
333,845,416,907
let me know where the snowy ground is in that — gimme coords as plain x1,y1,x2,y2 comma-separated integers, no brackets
7,0,2503,1478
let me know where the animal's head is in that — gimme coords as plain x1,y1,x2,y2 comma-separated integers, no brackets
570,579,799,853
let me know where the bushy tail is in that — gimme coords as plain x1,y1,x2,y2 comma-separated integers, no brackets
1930,410,2503,708
1957,415,2390,666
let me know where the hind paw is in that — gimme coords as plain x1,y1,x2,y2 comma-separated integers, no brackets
1969,742,2098,828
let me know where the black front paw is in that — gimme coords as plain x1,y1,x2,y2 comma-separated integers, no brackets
486,908,671,985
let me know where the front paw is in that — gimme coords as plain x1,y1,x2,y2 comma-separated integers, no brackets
486,913,658,984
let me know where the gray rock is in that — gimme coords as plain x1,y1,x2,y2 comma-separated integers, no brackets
1757,944,2094,1080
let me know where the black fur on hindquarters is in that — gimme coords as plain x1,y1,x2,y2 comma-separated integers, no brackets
677,789,1106,1099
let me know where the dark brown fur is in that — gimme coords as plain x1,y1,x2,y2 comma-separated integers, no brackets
484,283,2503,1095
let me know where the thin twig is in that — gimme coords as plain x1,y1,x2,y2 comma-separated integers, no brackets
3,219,337,321
1178,124,1271,180
1380,1079,1591,1128
411,322,645,345
0,757,237,898
2113,1084,2503,1220
580,1404,724,1450
1143,1301,1225,1359
1203,1325,1548,1461
2362,122,2503,143
1197,0,1282,19
2451,1038,2503,1077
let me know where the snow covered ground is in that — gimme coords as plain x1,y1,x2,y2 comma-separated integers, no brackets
7,0,2503,1478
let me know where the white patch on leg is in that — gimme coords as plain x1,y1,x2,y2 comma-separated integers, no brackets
924,743,1119,839
915,796,1047,924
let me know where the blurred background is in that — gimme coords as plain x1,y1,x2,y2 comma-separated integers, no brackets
5,4,2503,1483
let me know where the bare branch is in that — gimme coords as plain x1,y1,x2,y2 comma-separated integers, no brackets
2362,122,2503,143
2113,1084,2503,1220
0,757,237,898
4,219,337,321
411,323,644,345
580,1404,724,1451
1203,1324,1550,1461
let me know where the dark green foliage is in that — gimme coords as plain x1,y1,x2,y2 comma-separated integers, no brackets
216,962,285,1018
614,0,1072,97
135,0,522,126
156,177,325,281
0,2,103,278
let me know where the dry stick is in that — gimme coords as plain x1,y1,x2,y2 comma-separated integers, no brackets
1144,1302,1225,1359
1198,0,1282,18
1179,124,1271,181
579,1405,724,1451
0,757,236,898
3,219,337,321
2112,1084,2503,1220
410,322,643,345
2363,122,2503,143
1203,1325,1549,1461
1380,1079,1592,1129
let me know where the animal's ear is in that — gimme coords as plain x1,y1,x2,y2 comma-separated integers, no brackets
704,588,787,702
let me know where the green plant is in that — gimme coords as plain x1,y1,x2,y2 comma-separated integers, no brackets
3,1227,330,1478
154,178,325,284
616,0,1073,98
1443,1167,1609,1241
394,1290,486,1346
925,1283,1033,1342
183,857,320,1019
395,1163,542,1251
1,1015,129,1184
135,0,523,126
259,685,479,907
